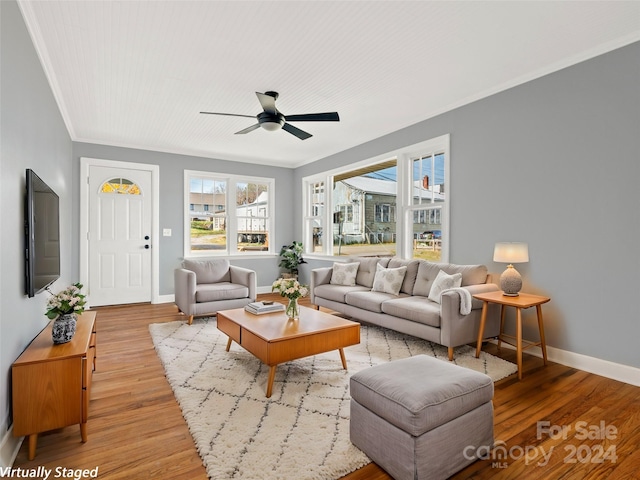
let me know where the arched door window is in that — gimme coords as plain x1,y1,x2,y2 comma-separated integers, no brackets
100,177,141,195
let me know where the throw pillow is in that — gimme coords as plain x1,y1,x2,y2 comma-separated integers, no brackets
330,262,359,286
428,270,463,303
372,264,407,296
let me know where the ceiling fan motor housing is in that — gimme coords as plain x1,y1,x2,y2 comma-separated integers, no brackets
258,111,285,131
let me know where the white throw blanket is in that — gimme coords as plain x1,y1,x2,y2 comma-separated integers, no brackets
448,287,473,315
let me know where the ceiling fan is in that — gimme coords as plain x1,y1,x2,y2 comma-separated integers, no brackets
200,91,340,140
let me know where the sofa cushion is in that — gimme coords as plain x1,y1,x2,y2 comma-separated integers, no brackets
184,259,231,284
412,261,443,297
413,261,488,296
346,290,407,313
195,282,248,302
372,264,407,296
330,262,359,286
438,263,488,287
381,296,441,327
428,270,463,303
387,258,420,294
314,284,370,304
347,257,390,288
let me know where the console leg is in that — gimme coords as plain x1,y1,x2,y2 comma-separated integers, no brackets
28,434,37,460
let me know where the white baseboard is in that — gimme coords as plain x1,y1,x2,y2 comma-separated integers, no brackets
153,294,175,304
489,340,640,387
0,426,22,468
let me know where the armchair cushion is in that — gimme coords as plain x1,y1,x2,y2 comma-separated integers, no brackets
183,258,231,284
195,282,250,303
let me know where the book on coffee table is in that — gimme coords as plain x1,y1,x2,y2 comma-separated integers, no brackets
245,302,285,315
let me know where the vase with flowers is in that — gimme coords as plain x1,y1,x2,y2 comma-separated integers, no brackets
45,283,87,344
272,277,309,320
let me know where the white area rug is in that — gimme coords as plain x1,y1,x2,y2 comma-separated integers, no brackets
149,318,516,480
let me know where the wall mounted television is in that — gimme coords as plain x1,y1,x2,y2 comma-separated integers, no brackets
25,169,60,297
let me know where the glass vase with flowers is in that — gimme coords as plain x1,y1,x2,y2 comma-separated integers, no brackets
271,277,309,320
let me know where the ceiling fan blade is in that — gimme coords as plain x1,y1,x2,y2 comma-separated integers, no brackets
284,112,340,122
235,123,261,135
200,111,255,118
282,122,312,140
256,92,277,115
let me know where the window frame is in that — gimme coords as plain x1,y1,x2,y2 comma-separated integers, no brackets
183,170,275,258
302,135,450,261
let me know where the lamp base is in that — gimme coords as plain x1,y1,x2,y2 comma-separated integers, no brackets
500,264,522,296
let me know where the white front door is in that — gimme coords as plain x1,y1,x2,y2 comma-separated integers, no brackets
87,165,153,306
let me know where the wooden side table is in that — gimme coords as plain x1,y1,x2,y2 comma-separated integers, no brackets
473,291,550,380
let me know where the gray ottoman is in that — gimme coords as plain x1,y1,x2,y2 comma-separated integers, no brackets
349,355,494,480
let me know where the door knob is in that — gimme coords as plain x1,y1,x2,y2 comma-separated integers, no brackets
144,245,150,249
144,235,150,240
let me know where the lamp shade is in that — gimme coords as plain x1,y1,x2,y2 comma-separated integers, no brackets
493,242,529,264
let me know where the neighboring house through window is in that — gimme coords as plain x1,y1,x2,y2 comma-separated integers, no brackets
184,171,274,256
302,135,449,261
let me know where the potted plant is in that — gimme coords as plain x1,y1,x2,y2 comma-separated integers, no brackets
278,241,306,278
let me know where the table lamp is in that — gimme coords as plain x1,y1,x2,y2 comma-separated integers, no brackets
493,242,529,296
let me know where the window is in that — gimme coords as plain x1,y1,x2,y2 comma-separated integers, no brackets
374,204,395,223
330,159,398,256
338,204,353,222
302,135,449,261
410,152,445,260
100,177,141,195
184,171,274,256
305,181,325,253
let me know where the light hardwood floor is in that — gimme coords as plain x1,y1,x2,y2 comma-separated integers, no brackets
12,296,639,479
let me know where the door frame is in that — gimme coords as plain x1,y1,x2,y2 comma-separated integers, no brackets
80,157,160,305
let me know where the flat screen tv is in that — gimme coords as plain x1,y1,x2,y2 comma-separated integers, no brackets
25,169,60,297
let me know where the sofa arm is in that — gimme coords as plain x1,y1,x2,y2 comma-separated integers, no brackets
441,283,500,314
229,265,257,301
174,268,197,316
440,283,500,347
310,267,333,304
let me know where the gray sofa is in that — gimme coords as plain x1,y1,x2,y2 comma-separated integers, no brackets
174,259,256,325
310,257,501,360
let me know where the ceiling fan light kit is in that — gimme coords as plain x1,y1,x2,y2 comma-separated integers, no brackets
200,91,340,140
258,111,284,131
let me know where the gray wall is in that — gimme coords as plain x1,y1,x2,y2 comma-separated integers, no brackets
296,42,640,368
0,0,74,442
71,143,294,293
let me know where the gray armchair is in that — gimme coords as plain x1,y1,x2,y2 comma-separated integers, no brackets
174,259,256,325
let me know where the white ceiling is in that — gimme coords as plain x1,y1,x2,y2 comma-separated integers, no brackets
19,1,640,168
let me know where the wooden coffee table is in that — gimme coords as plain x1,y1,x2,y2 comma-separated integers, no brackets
217,305,360,397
